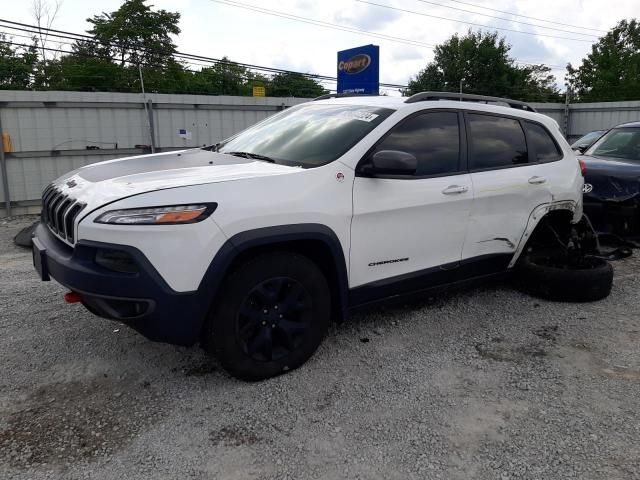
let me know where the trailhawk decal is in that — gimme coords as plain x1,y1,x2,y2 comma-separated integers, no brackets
368,258,409,267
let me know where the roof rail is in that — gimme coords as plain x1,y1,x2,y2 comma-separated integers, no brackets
403,91,537,112
313,92,379,101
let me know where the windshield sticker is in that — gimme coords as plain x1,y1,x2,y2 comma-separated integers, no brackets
339,110,380,123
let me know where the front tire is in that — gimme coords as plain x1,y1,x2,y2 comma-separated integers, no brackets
204,251,331,380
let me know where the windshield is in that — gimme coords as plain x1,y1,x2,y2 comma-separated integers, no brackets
217,103,394,168
586,128,640,160
572,130,604,148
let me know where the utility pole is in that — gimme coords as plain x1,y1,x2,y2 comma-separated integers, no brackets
139,65,155,153
0,110,11,217
563,88,571,139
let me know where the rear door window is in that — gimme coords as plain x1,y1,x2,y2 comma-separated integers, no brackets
467,114,528,169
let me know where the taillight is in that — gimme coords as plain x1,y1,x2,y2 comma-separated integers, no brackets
578,159,586,176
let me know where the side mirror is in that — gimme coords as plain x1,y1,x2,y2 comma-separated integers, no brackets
366,150,417,175
575,145,588,154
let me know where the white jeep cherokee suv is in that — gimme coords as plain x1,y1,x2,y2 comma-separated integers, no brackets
32,92,584,380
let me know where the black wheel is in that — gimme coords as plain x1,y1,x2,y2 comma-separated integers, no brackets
204,251,331,380
516,251,613,302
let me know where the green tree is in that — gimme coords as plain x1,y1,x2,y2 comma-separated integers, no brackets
186,59,247,95
404,30,561,102
566,19,640,102
206,57,252,95
245,71,269,95
86,0,181,68
137,59,192,94
267,72,326,97
186,58,272,96
0,34,38,89
2,0,328,97
49,55,131,92
42,0,186,93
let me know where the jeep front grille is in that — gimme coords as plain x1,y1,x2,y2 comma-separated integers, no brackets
41,185,86,244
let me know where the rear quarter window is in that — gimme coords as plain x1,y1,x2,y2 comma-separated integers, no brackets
525,121,563,162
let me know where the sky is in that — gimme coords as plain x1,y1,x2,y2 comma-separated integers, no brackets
3,0,639,94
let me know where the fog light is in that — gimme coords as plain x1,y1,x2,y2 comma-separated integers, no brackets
95,249,138,273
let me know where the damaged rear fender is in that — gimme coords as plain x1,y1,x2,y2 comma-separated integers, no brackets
508,201,580,268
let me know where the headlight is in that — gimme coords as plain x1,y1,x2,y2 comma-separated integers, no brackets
94,203,217,225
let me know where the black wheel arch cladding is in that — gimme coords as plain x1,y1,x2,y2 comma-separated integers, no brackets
197,223,349,335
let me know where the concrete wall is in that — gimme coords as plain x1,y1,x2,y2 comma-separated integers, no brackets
530,100,640,142
0,91,306,216
1,91,640,217
566,101,640,139
530,102,565,129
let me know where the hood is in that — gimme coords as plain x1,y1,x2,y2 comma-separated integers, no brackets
52,148,300,209
579,154,640,203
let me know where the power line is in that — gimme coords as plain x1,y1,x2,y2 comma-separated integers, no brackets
412,0,598,37
0,25,566,81
209,0,437,48
0,20,328,77
0,23,406,89
208,0,571,69
0,29,78,48
0,40,396,95
0,19,408,89
4,40,590,101
0,19,323,76
437,0,608,34
0,13,570,89
356,0,595,43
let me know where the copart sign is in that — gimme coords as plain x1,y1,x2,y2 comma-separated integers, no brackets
338,54,371,74
337,44,380,95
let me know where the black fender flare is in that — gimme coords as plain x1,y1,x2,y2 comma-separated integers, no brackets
196,223,349,326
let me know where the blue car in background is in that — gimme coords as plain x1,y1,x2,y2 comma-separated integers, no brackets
578,122,640,236
571,130,606,153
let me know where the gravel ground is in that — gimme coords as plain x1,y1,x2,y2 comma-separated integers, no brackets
1,215,639,480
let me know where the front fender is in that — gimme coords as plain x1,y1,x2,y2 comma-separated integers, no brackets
198,223,350,323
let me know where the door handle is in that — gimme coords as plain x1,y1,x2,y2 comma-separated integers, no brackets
442,185,469,195
528,176,547,185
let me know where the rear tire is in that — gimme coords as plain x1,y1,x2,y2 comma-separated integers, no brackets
204,251,331,381
516,252,613,302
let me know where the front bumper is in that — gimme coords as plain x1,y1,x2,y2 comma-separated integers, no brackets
32,223,210,345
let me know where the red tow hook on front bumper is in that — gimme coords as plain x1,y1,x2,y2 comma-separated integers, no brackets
64,291,82,304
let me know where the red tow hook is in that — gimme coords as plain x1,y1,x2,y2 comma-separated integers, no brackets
64,291,82,304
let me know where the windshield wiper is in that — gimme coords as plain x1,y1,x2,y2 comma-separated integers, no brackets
225,151,276,163
201,142,221,152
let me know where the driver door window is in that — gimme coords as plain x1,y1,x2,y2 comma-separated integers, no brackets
369,111,462,176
